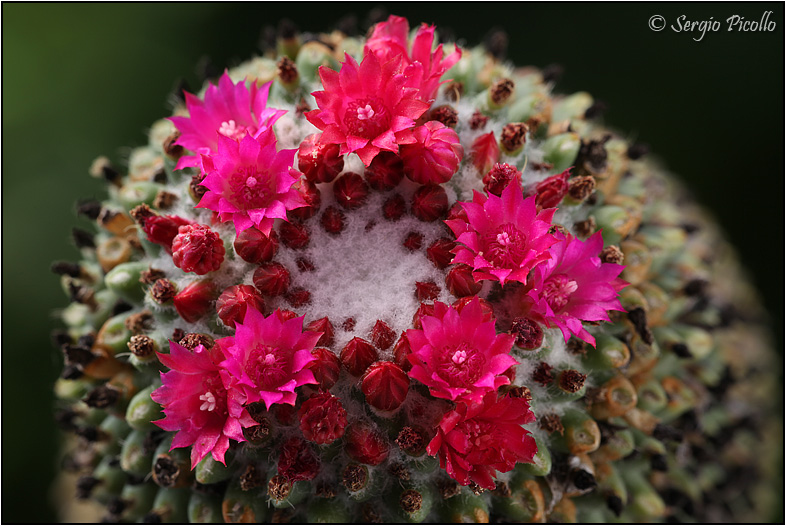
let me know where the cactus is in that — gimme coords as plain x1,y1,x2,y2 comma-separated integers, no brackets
51,14,779,523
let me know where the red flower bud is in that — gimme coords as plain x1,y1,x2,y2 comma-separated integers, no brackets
370,320,395,350
534,168,571,210
345,422,389,466
233,227,279,264
403,231,424,252
412,303,435,330
216,285,265,328
426,238,456,269
334,172,369,210
383,194,407,221
275,309,298,322
171,224,225,275
289,179,321,220
364,151,404,191
285,287,311,308
278,437,320,481
299,392,348,445
483,163,522,196
173,280,217,323
142,215,192,254
453,296,495,323
305,317,335,347
298,133,344,184
340,337,378,377
393,332,413,372
279,221,310,249
307,348,341,390
470,131,500,174
446,202,468,224
446,264,482,297
415,281,441,302
411,184,448,222
253,262,291,297
320,206,345,235
361,361,409,411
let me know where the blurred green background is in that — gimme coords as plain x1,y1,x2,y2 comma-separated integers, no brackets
3,3,782,522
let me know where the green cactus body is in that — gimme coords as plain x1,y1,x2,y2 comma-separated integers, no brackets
52,12,779,523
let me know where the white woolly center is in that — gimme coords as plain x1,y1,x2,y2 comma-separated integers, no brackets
273,174,454,358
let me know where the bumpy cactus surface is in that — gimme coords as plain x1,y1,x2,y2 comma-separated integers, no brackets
52,14,779,523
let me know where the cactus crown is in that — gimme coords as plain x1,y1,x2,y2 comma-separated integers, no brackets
53,13,778,523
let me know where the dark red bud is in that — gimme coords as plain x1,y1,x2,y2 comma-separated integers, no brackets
361,361,409,411
253,262,291,297
173,280,217,323
279,221,310,249
370,320,395,350
364,151,404,191
446,264,482,297
233,227,279,264
307,348,341,390
340,337,378,377
411,184,448,222
216,285,265,328
426,238,456,269
334,172,369,210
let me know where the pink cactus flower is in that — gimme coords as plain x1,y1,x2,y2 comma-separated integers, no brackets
405,298,517,404
524,231,628,345
169,72,286,170
365,15,462,102
219,307,320,414
305,51,430,166
426,392,537,490
446,182,557,286
151,341,256,469
400,120,464,184
196,130,306,236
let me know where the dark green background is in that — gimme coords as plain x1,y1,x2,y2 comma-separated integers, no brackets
3,3,783,522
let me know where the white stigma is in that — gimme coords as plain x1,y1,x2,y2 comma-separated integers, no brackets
245,176,258,188
199,391,217,412
356,104,375,121
496,231,512,246
219,120,238,136
452,349,468,365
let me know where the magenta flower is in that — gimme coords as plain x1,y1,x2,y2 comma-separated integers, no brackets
405,298,517,403
196,130,305,236
524,231,628,345
305,51,430,166
365,15,462,102
426,392,537,490
219,307,320,413
151,341,255,469
446,182,557,286
169,72,286,170
400,121,464,184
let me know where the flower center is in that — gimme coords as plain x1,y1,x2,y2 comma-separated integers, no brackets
543,273,578,312
344,98,390,138
246,345,288,387
228,167,273,209
219,119,250,140
484,223,528,267
198,375,227,416
460,419,493,448
437,342,484,388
